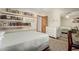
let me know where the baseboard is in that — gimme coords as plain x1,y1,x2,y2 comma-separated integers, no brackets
42,46,49,51
49,36,59,39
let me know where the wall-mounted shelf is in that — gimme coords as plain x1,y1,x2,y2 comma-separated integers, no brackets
0,11,27,17
0,27,32,32
0,19,22,22
0,26,29,28
0,9,34,18
0,26,32,32
0,8,34,32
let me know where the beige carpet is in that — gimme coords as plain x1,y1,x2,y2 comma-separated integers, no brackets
42,32,79,51
48,33,79,51
49,37,68,51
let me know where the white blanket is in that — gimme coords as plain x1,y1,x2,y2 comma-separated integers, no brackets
0,31,49,51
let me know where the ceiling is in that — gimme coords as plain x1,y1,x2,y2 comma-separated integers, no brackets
15,8,52,15
14,8,79,17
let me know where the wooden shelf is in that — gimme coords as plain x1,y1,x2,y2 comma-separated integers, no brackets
0,19,22,22
0,9,33,31
0,11,23,16
0,10,34,18
0,28,32,32
0,26,30,28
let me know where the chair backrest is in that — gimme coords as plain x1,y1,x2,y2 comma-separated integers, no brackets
67,31,73,51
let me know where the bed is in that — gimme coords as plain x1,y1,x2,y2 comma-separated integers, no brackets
0,31,49,51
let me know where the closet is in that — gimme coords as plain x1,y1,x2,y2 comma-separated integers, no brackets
37,16,47,33
0,8,34,31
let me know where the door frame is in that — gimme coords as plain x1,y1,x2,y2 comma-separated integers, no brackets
37,15,42,32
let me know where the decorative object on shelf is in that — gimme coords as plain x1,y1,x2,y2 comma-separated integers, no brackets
0,8,34,31
73,17,79,23
0,15,23,20
4,8,34,17
0,15,7,19
23,12,34,17
5,8,20,14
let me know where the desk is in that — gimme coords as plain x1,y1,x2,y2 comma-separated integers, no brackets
72,31,79,44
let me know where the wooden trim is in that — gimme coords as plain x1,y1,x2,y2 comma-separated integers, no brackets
42,46,49,51
36,15,47,33
68,31,73,51
42,16,47,33
37,15,42,32
49,36,59,39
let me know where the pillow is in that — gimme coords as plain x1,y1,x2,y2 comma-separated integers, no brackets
0,31,5,36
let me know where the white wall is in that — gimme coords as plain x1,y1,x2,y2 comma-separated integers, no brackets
46,9,63,37
46,8,79,37
47,8,63,28
60,9,79,29
47,8,79,28
61,18,79,28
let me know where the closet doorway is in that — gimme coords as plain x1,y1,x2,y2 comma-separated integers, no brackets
37,15,42,32
37,15,47,33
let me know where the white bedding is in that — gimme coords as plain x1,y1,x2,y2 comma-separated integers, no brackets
0,31,49,51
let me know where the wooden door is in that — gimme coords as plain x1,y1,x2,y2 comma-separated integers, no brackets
42,16,47,33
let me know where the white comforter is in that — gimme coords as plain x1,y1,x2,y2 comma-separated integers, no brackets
0,31,49,51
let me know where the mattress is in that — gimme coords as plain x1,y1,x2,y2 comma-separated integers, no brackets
0,31,49,51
